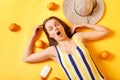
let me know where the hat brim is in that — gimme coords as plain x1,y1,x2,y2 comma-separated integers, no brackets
63,0,105,24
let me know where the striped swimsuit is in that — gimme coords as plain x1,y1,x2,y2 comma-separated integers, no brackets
55,35,104,80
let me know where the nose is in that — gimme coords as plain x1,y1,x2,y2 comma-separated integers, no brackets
53,26,58,31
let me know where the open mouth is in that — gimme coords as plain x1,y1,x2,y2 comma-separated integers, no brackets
57,31,61,36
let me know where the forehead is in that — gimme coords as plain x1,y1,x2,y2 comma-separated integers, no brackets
45,19,59,27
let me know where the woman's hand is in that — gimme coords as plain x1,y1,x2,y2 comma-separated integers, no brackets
70,23,85,34
32,25,43,36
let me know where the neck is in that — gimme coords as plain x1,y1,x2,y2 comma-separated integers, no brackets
58,37,71,45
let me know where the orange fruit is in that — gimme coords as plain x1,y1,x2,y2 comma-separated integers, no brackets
8,23,20,32
39,75,45,80
51,77,60,80
47,2,58,11
35,40,45,48
100,50,110,60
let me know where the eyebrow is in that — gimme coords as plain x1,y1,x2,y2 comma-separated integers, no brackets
49,21,58,26
54,21,59,25
46,20,58,28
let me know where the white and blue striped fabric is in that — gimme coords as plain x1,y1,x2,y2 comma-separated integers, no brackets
55,35,104,80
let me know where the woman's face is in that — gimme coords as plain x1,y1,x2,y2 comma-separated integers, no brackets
45,19,67,41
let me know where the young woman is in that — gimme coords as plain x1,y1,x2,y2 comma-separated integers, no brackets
23,16,109,80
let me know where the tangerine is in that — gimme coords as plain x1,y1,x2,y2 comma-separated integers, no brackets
100,50,110,60
47,2,58,11
9,23,20,32
35,40,45,48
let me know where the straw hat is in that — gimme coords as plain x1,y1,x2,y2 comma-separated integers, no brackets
63,0,104,24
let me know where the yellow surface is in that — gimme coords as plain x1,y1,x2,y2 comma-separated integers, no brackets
0,0,120,80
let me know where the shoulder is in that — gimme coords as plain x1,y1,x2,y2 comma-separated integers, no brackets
45,46,58,60
49,46,59,62
45,46,56,54
73,32,85,43
48,46,56,51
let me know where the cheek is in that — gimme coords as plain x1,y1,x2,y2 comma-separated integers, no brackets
48,31,55,38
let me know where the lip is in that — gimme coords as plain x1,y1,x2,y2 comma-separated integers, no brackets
55,30,61,36
55,29,59,33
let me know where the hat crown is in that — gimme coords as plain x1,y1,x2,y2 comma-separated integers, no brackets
75,0,94,16
63,0,104,24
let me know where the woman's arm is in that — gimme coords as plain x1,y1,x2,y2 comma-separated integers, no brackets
71,23,110,42
23,46,55,63
23,25,56,63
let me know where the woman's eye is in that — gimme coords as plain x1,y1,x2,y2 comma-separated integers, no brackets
55,22,59,26
49,27,53,31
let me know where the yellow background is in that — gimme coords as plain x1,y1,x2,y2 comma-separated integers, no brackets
0,0,120,80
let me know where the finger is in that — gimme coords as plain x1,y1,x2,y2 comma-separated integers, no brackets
70,28,74,34
38,25,43,29
36,27,40,31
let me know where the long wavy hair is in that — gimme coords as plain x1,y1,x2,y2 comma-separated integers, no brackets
42,16,75,46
